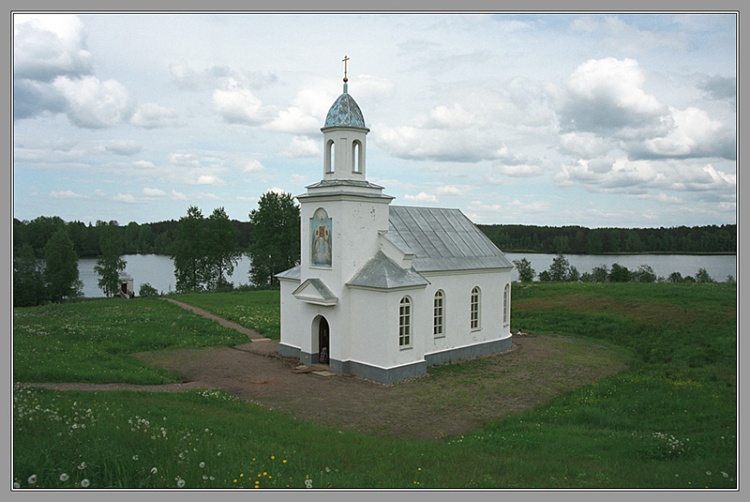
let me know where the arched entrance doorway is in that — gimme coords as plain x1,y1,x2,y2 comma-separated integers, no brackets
318,317,330,365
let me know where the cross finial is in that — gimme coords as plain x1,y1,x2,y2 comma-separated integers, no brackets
342,55,349,83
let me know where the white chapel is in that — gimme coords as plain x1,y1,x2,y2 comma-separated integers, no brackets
276,62,514,383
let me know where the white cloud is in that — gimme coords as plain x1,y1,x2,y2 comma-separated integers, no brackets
14,14,92,81
113,193,137,203
170,190,187,200
212,79,273,125
50,190,87,199
100,140,141,156
142,187,166,197
53,75,134,128
243,159,266,173
404,192,438,203
642,106,726,157
282,136,319,158
169,153,200,167
436,185,469,196
130,103,180,129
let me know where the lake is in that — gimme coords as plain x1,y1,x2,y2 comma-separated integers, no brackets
77,252,737,298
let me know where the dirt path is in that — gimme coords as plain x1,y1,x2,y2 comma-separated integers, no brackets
24,301,629,440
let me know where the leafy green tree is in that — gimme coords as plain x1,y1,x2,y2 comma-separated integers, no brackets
668,271,684,283
138,283,159,297
13,243,46,307
512,258,535,282
591,264,609,283
94,222,126,297
172,206,209,293
205,207,241,290
43,228,81,302
248,191,300,287
547,254,571,282
609,263,632,282
632,264,657,283
696,268,714,283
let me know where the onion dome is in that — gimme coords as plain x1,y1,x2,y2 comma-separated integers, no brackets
323,82,367,129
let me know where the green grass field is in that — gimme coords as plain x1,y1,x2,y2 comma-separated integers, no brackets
12,284,737,490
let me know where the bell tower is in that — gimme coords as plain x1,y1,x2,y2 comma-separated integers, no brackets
320,55,369,181
296,56,393,293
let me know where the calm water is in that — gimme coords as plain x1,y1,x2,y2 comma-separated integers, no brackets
504,253,737,284
77,253,736,298
78,254,253,298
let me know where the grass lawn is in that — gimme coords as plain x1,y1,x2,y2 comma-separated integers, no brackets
12,283,737,489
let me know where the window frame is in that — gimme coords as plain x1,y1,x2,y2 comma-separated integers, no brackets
433,290,445,338
470,286,481,331
399,296,412,348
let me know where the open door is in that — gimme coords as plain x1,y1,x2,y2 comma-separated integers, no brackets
318,317,330,365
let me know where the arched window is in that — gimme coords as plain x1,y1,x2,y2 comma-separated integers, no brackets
433,290,445,337
325,139,335,173
352,140,362,173
399,296,412,348
470,286,481,330
503,283,510,326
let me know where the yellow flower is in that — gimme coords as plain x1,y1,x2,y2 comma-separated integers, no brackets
271,455,275,460
283,459,287,464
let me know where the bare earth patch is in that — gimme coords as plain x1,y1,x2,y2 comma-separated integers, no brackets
31,333,629,441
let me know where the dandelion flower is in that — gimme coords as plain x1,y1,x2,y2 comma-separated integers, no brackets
271,455,275,460
27,474,37,485
305,478,313,489
80,479,90,488
283,459,287,464
13,482,20,489
177,478,185,488
132,455,139,461
78,462,87,470
150,467,158,475
59,473,69,482
199,462,205,469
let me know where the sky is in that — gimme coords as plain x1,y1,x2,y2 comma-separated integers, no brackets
11,11,738,228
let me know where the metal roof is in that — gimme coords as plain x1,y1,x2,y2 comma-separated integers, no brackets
385,206,514,273
347,251,430,290
323,84,367,129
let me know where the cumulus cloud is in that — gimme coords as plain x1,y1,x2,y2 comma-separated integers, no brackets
376,124,506,163
212,79,274,125
639,106,730,159
130,103,180,129
404,192,438,203
142,187,166,197
169,153,201,167
100,140,141,156
558,57,666,135
14,14,93,81
243,159,266,173
113,193,137,203
282,136,319,158
50,190,87,199
53,75,134,128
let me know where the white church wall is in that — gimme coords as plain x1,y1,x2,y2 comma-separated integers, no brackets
422,269,512,356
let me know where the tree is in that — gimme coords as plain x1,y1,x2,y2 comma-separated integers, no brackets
547,254,571,282
609,263,632,282
94,222,126,297
172,206,209,293
632,264,657,283
13,243,46,307
591,264,609,283
43,228,81,302
205,207,241,290
696,268,714,283
248,191,300,287
512,258,535,282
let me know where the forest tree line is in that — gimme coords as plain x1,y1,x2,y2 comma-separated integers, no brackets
477,223,736,254
13,217,736,259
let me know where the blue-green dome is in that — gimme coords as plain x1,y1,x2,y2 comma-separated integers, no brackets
323,83,366,129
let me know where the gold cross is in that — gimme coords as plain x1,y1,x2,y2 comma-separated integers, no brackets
342,55,349,82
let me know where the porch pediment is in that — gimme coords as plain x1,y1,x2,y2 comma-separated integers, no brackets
292,278,338,306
